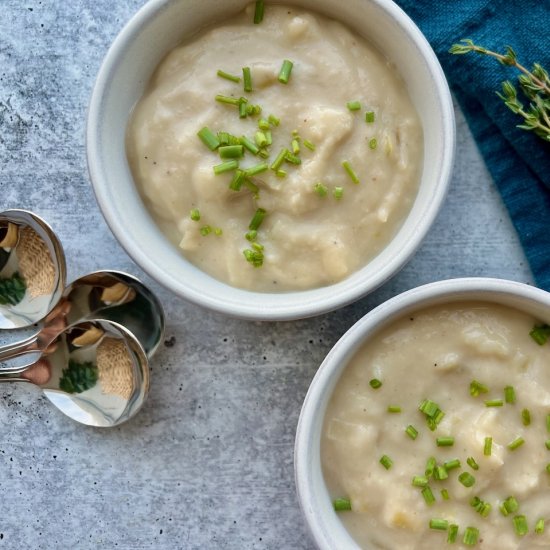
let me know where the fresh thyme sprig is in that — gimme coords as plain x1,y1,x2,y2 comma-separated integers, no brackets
450,39,550,142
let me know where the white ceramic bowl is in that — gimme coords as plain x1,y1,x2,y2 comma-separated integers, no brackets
87,0,455,321
294,277,550,549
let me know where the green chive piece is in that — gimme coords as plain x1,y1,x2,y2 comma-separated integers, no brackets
441,489,450,500
513,515,528,536
447,524,458,543
346,100,361,111
333,187,344,200
466,457,479,471
508,437,525,451
342,160,359,184
190,209,200,222
267,114,280,126
284,151,301,165
484,437,492,456
485,399,504,407
213,160,239,174
365,111,375,123
530,324,550,345
248,208,267,231
333,498,351,512
245,163,268,177
278,59,294,84
458,472,475,487
463,526,479,546
500,496,519,516
436,437,455,447
247,104,262,116
544,439,550,450
314,183,328,197
379,455,393,470
254,131,268,148
239,101,248,118
435,465,448,481
258,119,270,131
251,242,264,252
200,225,212,236
242,67,252,92
419,399,440,417
535,518,545,534
270,148,288,171
245,230,257,242
241,136,260,155
217,131,231,146
275,169,287,178
197,127,220,151
217,69,240,83
444,459,461,471
214,227,223,236
229,170,245,191
369,378,382,389
425,457,436,477
522,409,531,426
412,476,428,487
421,486,435,506
253,0,264,24
215,94,241,105
546,413,550,433
219,145,244,159
291,139,300,154
387,405,401,413
405,425,418,440
303,139,316,151
243,248,263,267
504,385,516,404
429,518,449,530
264,131,272,146
473,499,491,518
369,138,377,150
470,380,489,397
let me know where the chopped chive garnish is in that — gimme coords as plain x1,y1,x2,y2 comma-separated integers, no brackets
513,515,528,536
213,160,239,174
342,160,359,184
251,242,264,252
253,0,264,24
547,413,550,433
365,111,375,123
484,437,492,456
245,163,269,177
241,136,260,155
419,399,439,417
447,524,458,543
284,151,301,165
215,94,241,105
219,145,244,159
239,101,248,118
270,148,288,171
314,183,328,197
275,169,286,178
471,498,491,518
387,405,401,413
333,187,344,200
214,227,223,236
463,526,479,546
522,409,531,426
265,131,272,146
441,489,450,500
369,138,377,150
545,439,550,450
247,104,262,116
278,59,294,84
429,518,449,530
500,496,519,516
435,465,448,481
530,324,550,345
535,518,545,534
421,486,435,506
466,457,479,470
346,100,361,111
229,170,245,191
458,472,475,487
412,476,428,487
291,139,300,154
197,127,220,151
258,119,270,131
243,248,263,267
303,139,315,151
200,225,212,236
332,498,351,511
242,67,252,93
485,399,504,407
508,437,524,451
248,208,267,231
379,455,393,470
425,457,436,477
254,131,268,148
258,149,270,159
267,114,280,126
190,208,200,222
369,378,382,389
405,425,418,440
245,230,257,242
470,380,489,396
217,69,240,83
436,437,455,447
444,458,461,471
504,385,516,404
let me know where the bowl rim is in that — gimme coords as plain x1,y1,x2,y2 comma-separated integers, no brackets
294,277,550,549
86,0,455,321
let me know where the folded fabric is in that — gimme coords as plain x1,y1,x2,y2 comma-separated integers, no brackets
394,0,550,289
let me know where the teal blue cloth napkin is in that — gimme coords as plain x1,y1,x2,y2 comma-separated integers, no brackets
394,0,550,289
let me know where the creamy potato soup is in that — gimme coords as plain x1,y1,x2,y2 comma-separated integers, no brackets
127,3,422,292
322,302,550,549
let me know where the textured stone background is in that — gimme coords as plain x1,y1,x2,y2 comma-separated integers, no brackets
0,1,533,549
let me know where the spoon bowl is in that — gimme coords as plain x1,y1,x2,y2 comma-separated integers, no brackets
0,319,149,427
0,210,66,329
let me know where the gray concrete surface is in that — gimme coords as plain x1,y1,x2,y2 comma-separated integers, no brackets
0,1,533,549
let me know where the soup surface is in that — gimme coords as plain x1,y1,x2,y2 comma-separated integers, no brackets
322,302,550,549
127,3,422,291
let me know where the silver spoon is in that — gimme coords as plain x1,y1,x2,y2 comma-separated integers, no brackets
0,209,66,329
0,270,165,362
0,319,149,427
